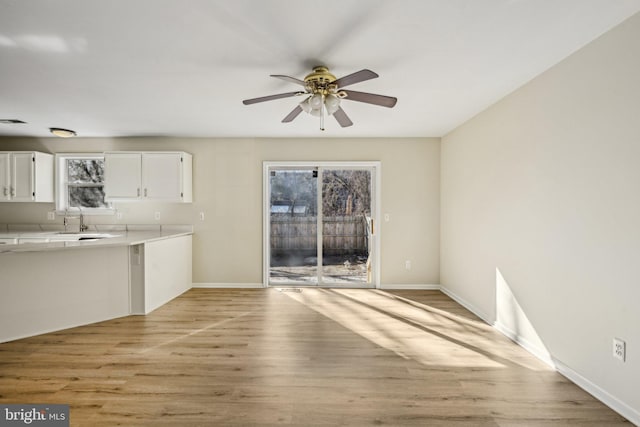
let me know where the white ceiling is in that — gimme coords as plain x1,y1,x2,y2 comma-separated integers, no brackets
1,0,639,138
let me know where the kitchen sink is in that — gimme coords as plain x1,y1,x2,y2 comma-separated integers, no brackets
51,232,120,241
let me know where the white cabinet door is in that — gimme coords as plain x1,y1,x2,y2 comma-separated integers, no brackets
104,151,191,203
0,153,9,201
10,153,34,202
105,153,142,200
142,153,183,201
0,151,53,203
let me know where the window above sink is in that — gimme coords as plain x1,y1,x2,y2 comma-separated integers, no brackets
55,153,114,215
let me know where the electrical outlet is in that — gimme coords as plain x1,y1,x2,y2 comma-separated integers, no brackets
47,211,56,221
405,260,411,270
613,338,626,362
384,213,390,222
199,212,205,221
116,211,123,220
154,211,161,221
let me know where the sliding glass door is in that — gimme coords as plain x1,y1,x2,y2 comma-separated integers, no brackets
265,162,379,288
269,168,319,284
321,168,372,284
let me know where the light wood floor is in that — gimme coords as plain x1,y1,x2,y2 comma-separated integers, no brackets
0,288,631,426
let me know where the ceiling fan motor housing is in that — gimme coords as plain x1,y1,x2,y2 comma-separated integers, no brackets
304,66,338,94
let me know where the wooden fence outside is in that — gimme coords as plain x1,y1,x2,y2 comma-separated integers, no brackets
270,215,368,255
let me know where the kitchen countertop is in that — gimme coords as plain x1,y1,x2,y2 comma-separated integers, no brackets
0,224,193,254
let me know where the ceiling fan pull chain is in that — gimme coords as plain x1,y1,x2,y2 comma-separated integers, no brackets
320,94,325,131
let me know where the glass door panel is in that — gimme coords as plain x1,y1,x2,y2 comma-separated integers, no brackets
321,169,372,284
269,169,318,285
266,163,377,288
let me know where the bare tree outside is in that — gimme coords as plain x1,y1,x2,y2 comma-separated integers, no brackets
322,170,370,216
67,159,109,208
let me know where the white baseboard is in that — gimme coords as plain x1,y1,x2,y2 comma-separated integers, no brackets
440,285,551,370
553,358,639,426
379,284,441,290
493,321,554,368
192,283,264,289
439,285,493,325
194,283,442,290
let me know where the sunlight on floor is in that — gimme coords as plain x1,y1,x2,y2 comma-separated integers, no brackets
280,288,551,371
136,311,255,354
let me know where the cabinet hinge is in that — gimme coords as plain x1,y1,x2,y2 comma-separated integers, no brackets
180,192,183,197
32,156,35,162
32,192,35,197
180,157,183,163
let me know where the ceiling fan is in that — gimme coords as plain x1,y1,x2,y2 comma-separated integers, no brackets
242,66,397,131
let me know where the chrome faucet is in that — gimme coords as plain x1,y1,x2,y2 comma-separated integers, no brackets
63,208,89,232
79,212,88,232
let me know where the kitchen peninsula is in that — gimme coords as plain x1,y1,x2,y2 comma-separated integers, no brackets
0,225,192,343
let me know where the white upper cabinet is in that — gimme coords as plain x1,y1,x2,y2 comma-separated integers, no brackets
0,151,54,202
143,153,184,201
104,152,192,203
104,153,143,200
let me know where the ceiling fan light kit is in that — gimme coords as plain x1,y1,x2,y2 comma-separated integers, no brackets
243,66,397,131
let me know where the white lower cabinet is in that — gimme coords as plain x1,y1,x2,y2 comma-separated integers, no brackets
104,151,192,202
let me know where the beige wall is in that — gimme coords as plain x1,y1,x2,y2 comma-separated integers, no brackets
441,13,640,420
0,137,440,286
